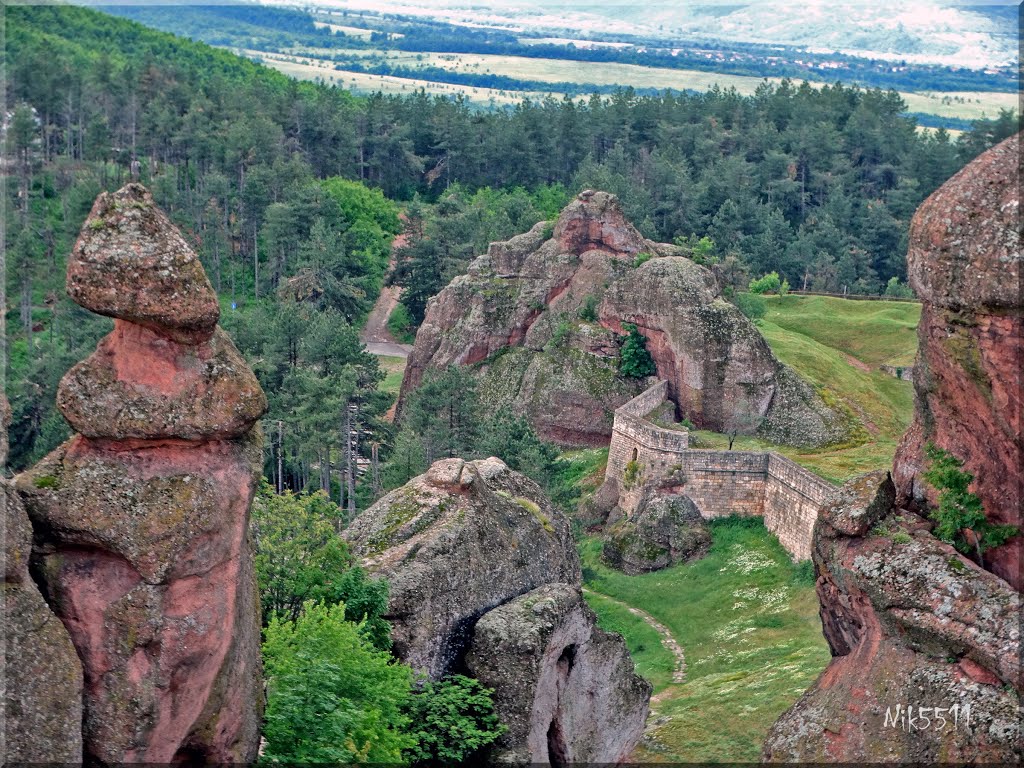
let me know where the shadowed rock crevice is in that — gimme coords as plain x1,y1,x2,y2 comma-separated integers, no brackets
12,183,266,763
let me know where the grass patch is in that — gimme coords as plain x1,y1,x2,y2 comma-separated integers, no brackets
763,295,920,369
583,590,676,693
377,355,407,398
547,447,608,514
579,517,829,762
386,302,417,345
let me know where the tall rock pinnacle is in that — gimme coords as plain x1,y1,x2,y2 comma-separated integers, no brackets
15,184,267,762
893,132,1022,590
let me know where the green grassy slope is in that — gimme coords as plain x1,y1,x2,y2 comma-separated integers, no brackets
583,518,829,762
692,294,920,483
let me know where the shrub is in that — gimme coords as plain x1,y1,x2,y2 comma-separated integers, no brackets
387,302,417,344
922,443,1018,563
748,271,782,295
622,459,642,489
884,276,914,298
734,292,767,321
618,323,656,378
779,278,790,296
261,601,414,763
402,675,506,766
577,294,599,322
633,252,654,268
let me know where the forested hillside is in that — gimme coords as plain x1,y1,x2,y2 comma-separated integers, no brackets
3,3,1016,494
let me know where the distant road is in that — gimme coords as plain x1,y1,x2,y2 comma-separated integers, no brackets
365,341,413,358
361,224,413,359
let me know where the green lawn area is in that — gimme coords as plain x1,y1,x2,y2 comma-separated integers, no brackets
378,355,407,398
581,518,830,763
689,294,920,483
763,294,921,369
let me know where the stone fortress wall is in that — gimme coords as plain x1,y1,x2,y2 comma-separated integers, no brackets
603,382,835,560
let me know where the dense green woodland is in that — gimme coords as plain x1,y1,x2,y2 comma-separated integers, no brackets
3,4,1017,485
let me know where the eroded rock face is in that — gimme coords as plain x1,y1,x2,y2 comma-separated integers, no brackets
13,184,265,763
344,457,581,679
763,472,1021,763
66,183,220,343
3,396,84,763
400,191,846,448
601,493,711,574
465,583,651,764
892,133,1022,590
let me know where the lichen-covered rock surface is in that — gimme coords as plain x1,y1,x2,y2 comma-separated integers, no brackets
12,184,265,763
343,457,581,679
763,471,1021,763
601,493,711,574
3,396,84,763
400,190,847,447
893,133,1022,590
465,583,651,764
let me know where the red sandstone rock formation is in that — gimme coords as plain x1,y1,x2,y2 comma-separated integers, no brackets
763,471,1021,762
3,395,84,762
14,184,266,763
400,191,847,448
893,133,1022,590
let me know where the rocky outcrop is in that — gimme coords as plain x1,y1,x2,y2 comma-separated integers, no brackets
13,184,266,763
344,457,581,679
763,471,1021,762
601,493,711,574
893,133,1022,590
465,583,651,765
345,458,651,762
400,191,847,448
3,396,84,762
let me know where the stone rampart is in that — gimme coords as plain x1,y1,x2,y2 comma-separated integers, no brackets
602,383,835,560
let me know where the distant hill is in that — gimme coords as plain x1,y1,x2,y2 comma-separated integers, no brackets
299,0,1018,70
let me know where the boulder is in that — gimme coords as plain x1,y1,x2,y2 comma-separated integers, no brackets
3,394,84,763
465,583,651,765
893,133,1022,590
763,472,1021,763
66,183,220,343
400,191,848,448
343,457,581,678
601,493,711,574
58,322,266,441
13,184,265,763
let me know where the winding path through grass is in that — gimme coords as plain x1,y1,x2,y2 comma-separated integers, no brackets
583,587,686,686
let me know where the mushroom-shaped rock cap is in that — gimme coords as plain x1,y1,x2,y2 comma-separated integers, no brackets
907,132,1021,311
551,190,649,256
67,183,220,342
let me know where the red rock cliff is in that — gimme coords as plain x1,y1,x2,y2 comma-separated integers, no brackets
893,133,1022,590
400,191,848,448
14,184,267,763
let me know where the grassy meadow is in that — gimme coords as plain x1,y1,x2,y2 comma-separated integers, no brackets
690,294,920,483
260,44,1013,123
582,517,830,762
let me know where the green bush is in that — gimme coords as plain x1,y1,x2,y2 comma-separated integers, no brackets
402,675,506,766
884,276,915,298
633,252,654,268
261,601,414,763
618,323,656,378
748,271,782,295
577,295,599,322
922,443,1018,561
252,484,391,649
387,302,417,344
734,292,767,321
